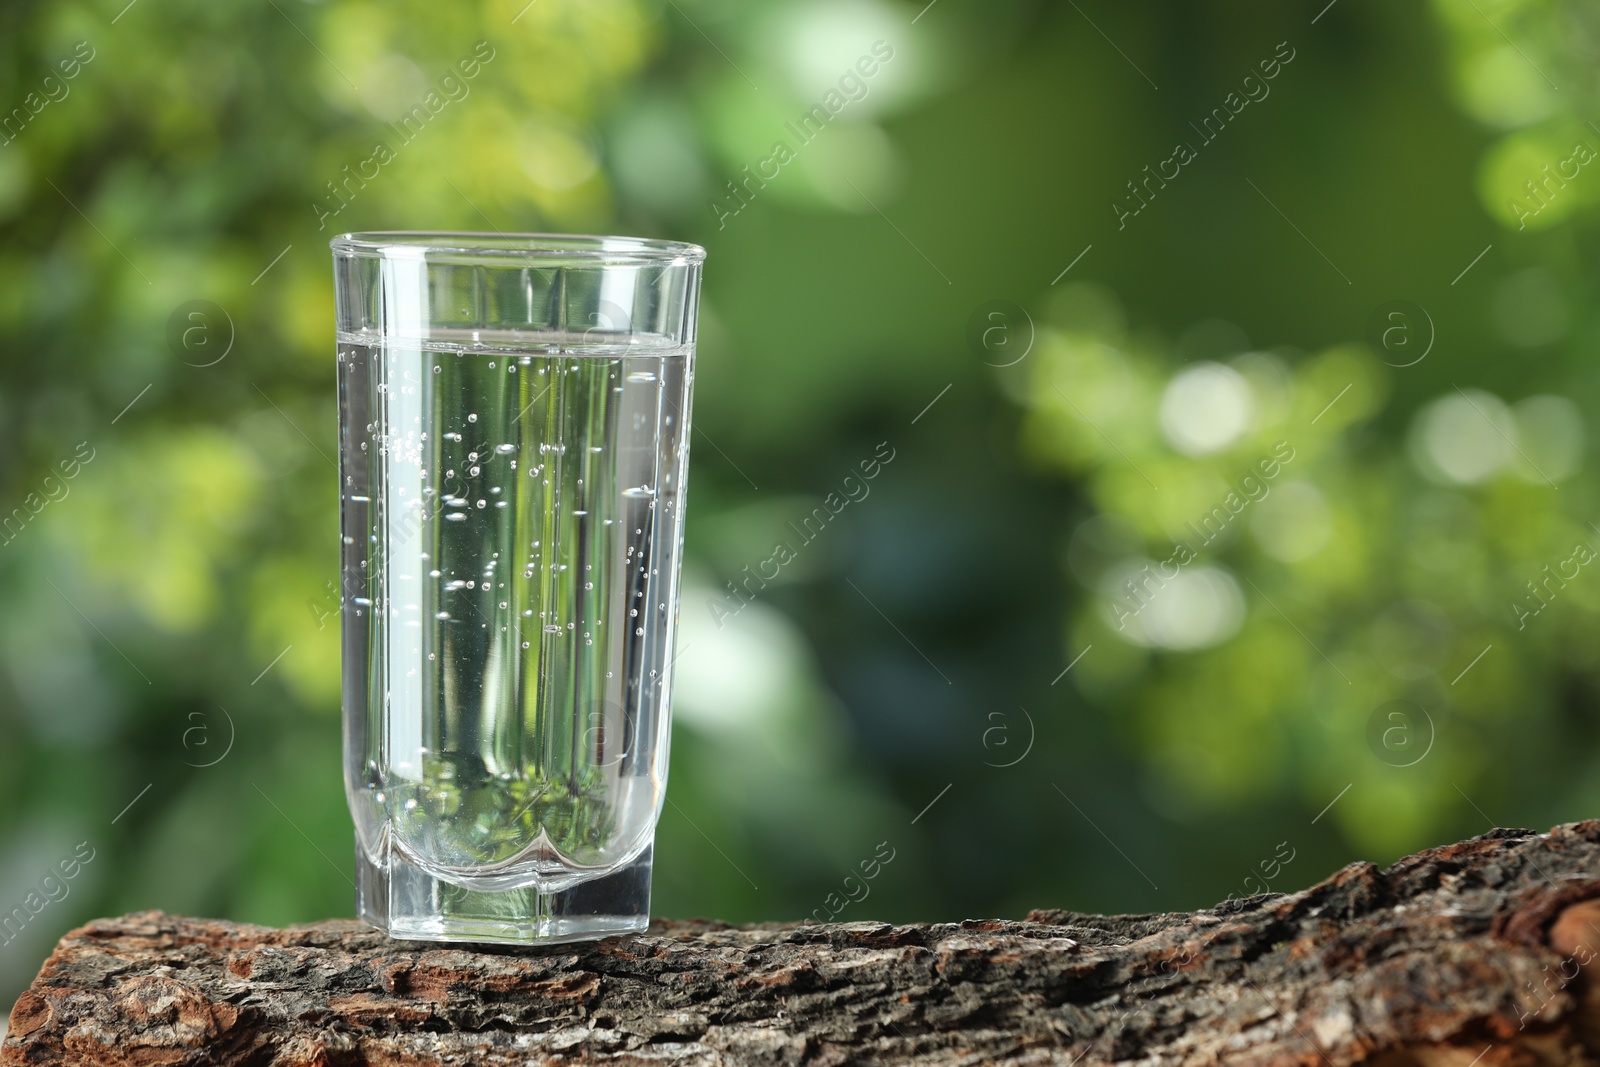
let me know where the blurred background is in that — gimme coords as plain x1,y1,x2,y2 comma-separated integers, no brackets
2,0,1598,1010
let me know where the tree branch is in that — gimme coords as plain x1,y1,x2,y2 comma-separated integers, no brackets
8,821,1600,1065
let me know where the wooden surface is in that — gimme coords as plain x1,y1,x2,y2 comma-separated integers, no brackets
7,821,1600,1065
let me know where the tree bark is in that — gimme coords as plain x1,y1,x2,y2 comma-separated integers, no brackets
7,821,1600,1065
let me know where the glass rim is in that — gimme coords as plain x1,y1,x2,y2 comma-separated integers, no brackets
329,230,705,266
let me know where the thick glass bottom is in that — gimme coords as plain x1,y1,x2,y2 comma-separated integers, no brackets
355,835,653,945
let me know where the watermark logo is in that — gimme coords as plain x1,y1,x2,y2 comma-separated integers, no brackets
0,441,96,548
981,706,1035,768
1365,300,1433,368
0,842,96,949
167,300,234,367
1108,441,1295,629
709,41,896,229
0,41,95,147
966,300,1033,367
807,841,896,924
1513,540,1595,630
579,700,631,769
708,441,897,628
1506,138,1597,231
581,300,632,342
182,707,236,768
1112,41,1296,229
312,42,497,231
1365,700,1434,767
1223,840,1296,901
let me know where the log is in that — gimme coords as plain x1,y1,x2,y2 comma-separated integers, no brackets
6,821,1600,1066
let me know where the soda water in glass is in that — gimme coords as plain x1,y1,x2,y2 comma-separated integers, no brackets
332,233,704,944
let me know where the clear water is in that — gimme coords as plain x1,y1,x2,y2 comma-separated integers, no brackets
338,328,691,891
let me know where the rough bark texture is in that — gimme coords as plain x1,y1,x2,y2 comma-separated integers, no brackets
8,821,1600,1065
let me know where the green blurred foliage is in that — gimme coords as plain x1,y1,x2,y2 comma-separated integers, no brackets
1,0,1598,1013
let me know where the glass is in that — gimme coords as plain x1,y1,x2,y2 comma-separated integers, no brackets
332,232,704,944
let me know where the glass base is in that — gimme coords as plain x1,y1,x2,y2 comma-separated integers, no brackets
356,835,653,945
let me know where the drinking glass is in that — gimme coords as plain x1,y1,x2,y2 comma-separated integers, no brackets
332,232,703,944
